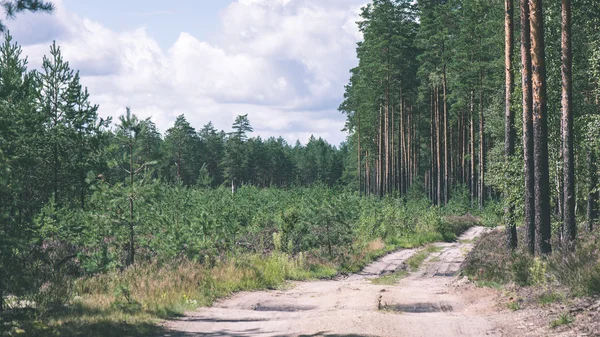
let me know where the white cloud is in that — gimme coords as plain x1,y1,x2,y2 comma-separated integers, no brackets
10,0,365,145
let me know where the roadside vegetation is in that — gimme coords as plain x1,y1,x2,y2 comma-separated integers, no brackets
1,184,481,337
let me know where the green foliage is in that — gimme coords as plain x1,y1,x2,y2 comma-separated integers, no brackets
550,313,574,329
507,300,520,311
370,270,408,285
464,228,600,299
529,258,548,286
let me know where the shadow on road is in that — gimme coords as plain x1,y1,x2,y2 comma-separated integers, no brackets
160,329,375,337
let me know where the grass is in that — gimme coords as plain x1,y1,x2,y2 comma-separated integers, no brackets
463,227,600,296
370,271,409,285
474,280,504,289
538,291,565,306
507,300,520,311
550,312,574,329
405,245,443,271
3,214,480,337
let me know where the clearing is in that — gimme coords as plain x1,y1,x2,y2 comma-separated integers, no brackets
161,227,510,337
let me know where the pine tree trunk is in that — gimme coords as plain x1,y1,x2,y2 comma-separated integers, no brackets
443,68,450,205
470,90,476,205
366,151,371,197
479,82,485,210
379,104,384,198
128,143,135,267
436,87,442,207
505,0,517,249
521,0,535,255
358,110,361,196
385,87,390,196
391,100,395,194
416,104,421,185
530,0,552,255
561,0,576,244
431,90,436,203
400,94,406,196
588,149,597,231
457,110,466,184
407,105,412,189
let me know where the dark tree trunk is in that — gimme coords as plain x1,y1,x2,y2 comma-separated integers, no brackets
443,68,449,205
521,0,535,255
357,110,361,196
479,82,485,210
588,150,597,231
561,0,576,244
379,104,384,198
505,0,517,249
430,90,436,203
385,86,390,196
530,0,552,255
436,87,442,207
470,90,476,205
128,144,135,266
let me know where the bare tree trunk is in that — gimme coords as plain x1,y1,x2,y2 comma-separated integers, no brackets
521,0,535,255
389,99,396,193
379,104,384,198
459,109,464,185
407,105,413,189
561,0,576,244
385,87,390,196
505,0,517,249
357,110,361,196
470,90,476,206
416,104,421,186
366,150,371,197
443,68,449,204
588,149,597,231
479,81,485,210
400,93,406,196
436,87,442,207
431,89,436,203
530,0,552,255
128,144,135,267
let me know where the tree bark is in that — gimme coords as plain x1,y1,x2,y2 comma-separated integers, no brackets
357,110,361,196
443,68,450,204
378,104,384,198
128,143,135,266
385,86,390,196
470,90,476,205
431,89,436,203
505,0,517,249
479,82,485,210
561,0,576,244
521,0,535,255
436,87,442,207
588,149,597,231
530,0,552,255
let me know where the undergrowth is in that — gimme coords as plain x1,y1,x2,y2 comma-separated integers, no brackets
463,226,600,298
1,187,481,337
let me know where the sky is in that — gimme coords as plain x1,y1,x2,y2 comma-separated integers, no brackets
7,0,367,145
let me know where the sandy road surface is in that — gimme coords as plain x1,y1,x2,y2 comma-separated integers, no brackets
162,226,505,337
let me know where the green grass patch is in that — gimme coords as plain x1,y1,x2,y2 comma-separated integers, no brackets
538,291,565,306
550,313,574,329
475,280,504,289
405,246,443,271
370,271,409,285
507,300,521,311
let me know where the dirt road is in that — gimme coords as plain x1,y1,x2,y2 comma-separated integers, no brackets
162,226,505,337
